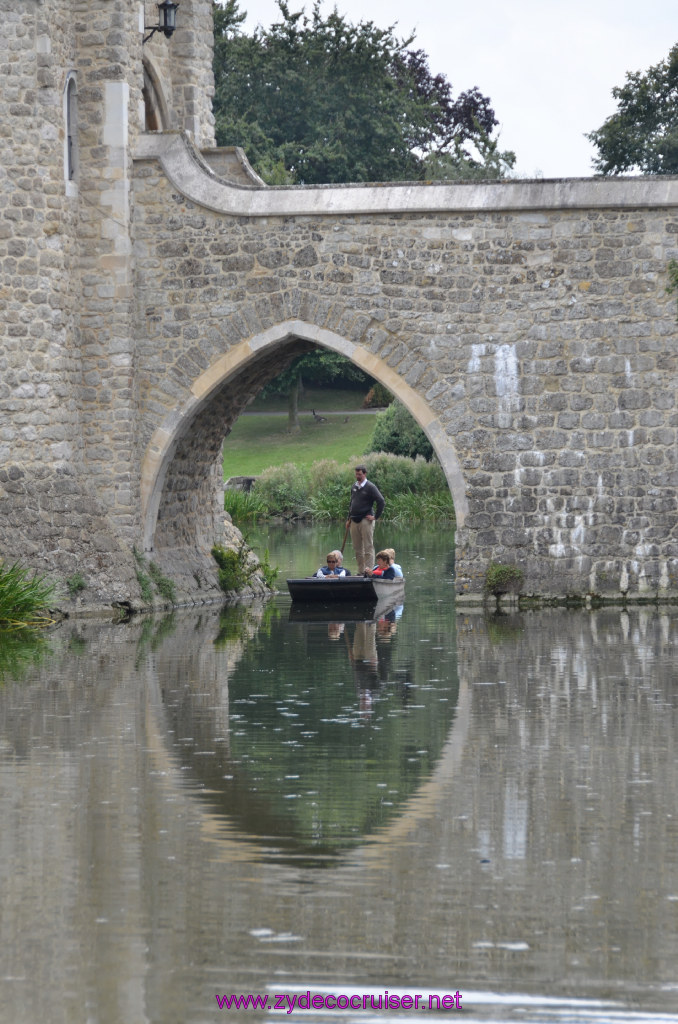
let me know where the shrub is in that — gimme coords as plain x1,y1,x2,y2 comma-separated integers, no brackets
361,451,418,495
212,544,251,593
240,453,455,522
306,458,344,496
212,541,278,593
362,382,394,408
257,548,279,589
148,562,177,604
484,563,524,596
132,546,176,605
135,569,153,604
66,572,86,597
412,456,448,493
306,459,353,518
253,462,310,518
368,400,434,461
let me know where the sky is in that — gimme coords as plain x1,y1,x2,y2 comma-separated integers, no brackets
235,0,677,179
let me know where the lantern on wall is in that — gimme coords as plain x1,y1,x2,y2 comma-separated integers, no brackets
143,2,179,44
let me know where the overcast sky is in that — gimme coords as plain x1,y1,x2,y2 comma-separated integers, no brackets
236,0,676,179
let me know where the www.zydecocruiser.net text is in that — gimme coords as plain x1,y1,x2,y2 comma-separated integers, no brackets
215,991,463,1012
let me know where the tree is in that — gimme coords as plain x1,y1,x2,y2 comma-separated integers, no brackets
259,350,372,431
423,126,515,182
212,1,513,184
369,401,434,461
587,43,678,175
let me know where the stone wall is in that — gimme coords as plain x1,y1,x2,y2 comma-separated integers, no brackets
0,0,137,604
131,135,678,602
0,1,225,608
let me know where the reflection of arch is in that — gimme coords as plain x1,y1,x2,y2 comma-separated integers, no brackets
137,602,467,864
142,58,170,131
144,652,470,866
140,321,470,551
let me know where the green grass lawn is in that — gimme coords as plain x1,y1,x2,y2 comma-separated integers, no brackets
223,409,378,478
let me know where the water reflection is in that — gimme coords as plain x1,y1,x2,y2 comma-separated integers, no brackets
1,529,677,1023
157,598,458,866
0,627,50,683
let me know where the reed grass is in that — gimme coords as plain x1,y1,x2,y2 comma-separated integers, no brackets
224,488,273,522
0,560,55,629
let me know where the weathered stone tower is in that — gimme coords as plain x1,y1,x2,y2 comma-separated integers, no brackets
2,1,677,607
0,0,228,605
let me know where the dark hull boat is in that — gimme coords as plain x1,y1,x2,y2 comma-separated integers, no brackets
286,576,405,623
286,576,404,603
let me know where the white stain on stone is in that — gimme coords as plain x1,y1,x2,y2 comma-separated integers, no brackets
549,510,589,558
659,562,670,591
467,343,486,373
494,343,520,411
572,514,587,547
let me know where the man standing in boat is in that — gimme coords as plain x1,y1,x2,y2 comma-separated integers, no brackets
346,465,385,575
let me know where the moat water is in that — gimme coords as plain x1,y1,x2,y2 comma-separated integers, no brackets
0,525,676,1024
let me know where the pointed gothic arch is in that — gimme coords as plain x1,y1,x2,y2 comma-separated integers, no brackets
142,58,170,131
140,322,469,554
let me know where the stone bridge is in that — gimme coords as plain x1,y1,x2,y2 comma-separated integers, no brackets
124,132,677,603
2,0,677,610
2,2,676,609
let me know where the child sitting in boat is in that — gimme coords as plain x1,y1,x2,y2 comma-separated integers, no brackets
383,547,403,578
365,551,397,580
314,550,351,577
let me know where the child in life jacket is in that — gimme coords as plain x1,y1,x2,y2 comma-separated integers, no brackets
367,551,397,579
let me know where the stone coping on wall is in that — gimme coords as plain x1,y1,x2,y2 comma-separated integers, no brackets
134,130,678,218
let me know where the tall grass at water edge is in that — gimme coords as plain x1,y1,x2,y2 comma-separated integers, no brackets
0,561,55,629
225,453,455,525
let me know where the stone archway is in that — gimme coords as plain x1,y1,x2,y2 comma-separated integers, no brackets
142,59,170,132
140,322,469,562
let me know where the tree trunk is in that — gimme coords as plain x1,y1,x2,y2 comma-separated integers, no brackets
287,373,301,433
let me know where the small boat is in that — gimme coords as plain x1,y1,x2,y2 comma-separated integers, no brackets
288,601,379,624
286,575,404,604
288,593,404,625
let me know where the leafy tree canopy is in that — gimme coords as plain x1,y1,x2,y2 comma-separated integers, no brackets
587,43,678,174
369,400,434,461
260,350,371,399
213,0,514,184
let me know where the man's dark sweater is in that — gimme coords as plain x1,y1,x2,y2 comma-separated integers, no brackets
349,479,385,521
